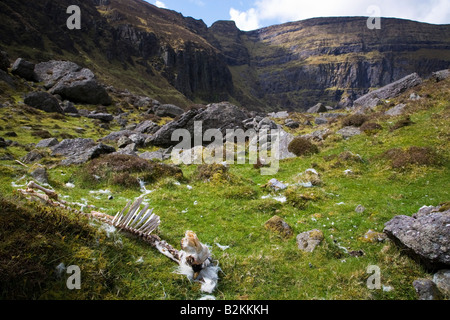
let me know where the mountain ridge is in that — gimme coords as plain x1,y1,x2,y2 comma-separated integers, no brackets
0,0,449,111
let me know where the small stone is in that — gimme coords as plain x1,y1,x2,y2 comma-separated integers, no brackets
30,167,49,185
355,205,366,213
433,270,450,296
413,279,442,300
265,216,294,239
297,229,324,252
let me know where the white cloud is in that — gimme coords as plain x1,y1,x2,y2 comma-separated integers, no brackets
155,1,167,9
230,7,261,31
229,0,450,30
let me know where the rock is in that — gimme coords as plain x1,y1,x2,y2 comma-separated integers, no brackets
142,147,173,161
49,68,112,105
409,93,421,101
87,113,114,122
24,92,63,114
154,104,184,118
297,229,324,252
354,73,423,109
385,103,407,116
117,136,132,148
432,69,450,82
11,58,37,81
150,102,248,148
285,121,300,129
21,150,45,164
61,101,78,114
0,137,8,148
384,207,450,270
257,117,279,131
315,117,328,125
336,126,361,139
0,51,10,72
51,138,115,165
433,270,450,296
307,103,328,114
134,120,160,134
268,111,289,119
301,128,331,142
113,143,137,156
36,138,59,148
267,178,288,191
30,167,49,185
0,69,15,88
264,216,293,238
355,205,366,213
129,133,150,147
100,130,135,143
413,279,442,300
34,61,82,89
361,230,387,243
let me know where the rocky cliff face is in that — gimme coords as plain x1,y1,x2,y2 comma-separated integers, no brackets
211,17,450,110
0,1,449,111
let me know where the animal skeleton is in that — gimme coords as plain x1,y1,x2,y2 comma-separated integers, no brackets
17,181,219,293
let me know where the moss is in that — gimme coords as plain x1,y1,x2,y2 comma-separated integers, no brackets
439,202,450,212
288,137,319,157
194,163,231,183
285,187,320,209
264,216,293,239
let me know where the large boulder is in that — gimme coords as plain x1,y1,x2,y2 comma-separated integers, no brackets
354,73,423,109
150,102,248,147
307,103,328,114
384,206,450,270
336,126,361,139
11,58,37,81
154,104,184,118
34,60,82,89
51,138,115,165
134,120,160,134
87,113,114,122
49,68,112,105
24,92,64,114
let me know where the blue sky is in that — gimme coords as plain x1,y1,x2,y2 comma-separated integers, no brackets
146,0,450,31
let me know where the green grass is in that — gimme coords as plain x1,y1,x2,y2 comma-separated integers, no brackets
0,78,449,300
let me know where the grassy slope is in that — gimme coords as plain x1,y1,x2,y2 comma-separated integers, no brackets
0,77,449,300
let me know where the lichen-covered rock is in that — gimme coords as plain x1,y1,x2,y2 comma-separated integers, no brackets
154,104,184,118
337,126,361,139
384,206,450,270
413,279,442,300
297,229,324,252
34,60,82,89
264,216,293,238
307,103,328,114
36,138,59,148
433,270,450,296
354,73,422,109
51,138,115,165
